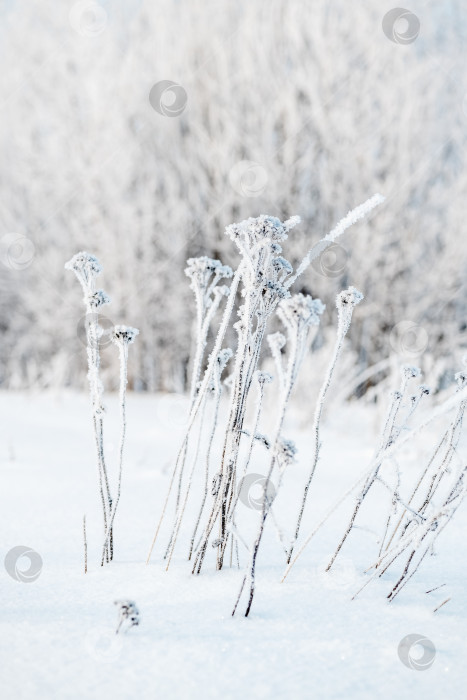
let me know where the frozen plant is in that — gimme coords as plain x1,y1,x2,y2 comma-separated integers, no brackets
65,252,138,567
233,293,324,617
114,600,140,634
101,325,139,566
288,286,364,563
147,198,383,616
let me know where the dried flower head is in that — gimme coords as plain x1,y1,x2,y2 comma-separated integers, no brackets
111,325,139,346
114,599,140,634
279,293,325,332
65,251,102,290
86,289,110,309
335,286,363,336
337,286,364,309
277,437,297,467
402,365,421,379
225,215,300,250
185,256,232,285
256,371,273,385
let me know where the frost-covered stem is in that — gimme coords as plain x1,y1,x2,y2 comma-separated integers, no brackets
325,367,421,571
284,382,467,582
189,288,226,404
383,432,447,554
101,341,129,565
176,293,229,511
390,396,466,549
288,325,346,563
227,375,268,533
416,402,466,513
83,515,88,574
165,396,208,569
237,327,301,617
289,289,363,564
189,388,223,560
88,307,112,563
194,291,258,573
285,194,385,289
147,266,242,564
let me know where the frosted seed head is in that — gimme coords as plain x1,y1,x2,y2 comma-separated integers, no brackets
217,348,233,372
65,251,102,276
272,257,293,274
112,325,139,345
86,289,110,308
279,293,325,328
256,371,273,385
225,215,299,250
268,332,286,351
455,370,467,388
402,365,421,379
336,286,364,309
277,438,297,466
65,251,102,290
266,280,290,300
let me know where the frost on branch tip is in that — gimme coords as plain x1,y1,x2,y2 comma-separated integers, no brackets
255,370,273,386
336,287,363,336
225,214,300,250
402,364,421,379
114,599,140,634
277,438,297,467
185,256,233,288
279,293,325,332
86,290,111,308
65,251,102,289
111,325,139,346
455,370,467,388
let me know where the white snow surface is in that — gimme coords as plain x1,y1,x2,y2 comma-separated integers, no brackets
1,390,466,700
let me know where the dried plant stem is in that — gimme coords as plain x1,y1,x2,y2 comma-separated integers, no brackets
147,266,242,564
101,341,129,565
83,515,88,574
433,598,451,613
288,320,353,564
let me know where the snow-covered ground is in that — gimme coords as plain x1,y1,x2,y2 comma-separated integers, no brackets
1,390,466,699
